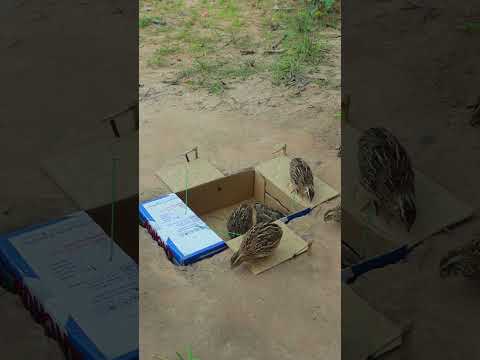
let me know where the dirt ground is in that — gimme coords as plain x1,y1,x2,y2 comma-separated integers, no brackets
139,2,341,360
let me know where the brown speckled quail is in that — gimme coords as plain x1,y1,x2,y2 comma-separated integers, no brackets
324,203,341,223
358,127,416,232
290,157,315,202
440,238,480,279
226,203,253,239
230,222,283,268
254,202,285,224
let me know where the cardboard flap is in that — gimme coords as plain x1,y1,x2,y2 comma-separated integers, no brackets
342,284,402,360
255,156,339,213
225,221,308,275
156,158,224,193
41,134,138,209
342,124,474,252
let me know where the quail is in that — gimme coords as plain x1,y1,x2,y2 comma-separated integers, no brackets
440,237,480,279
290,157,315,202
254,202,285,224
357,127,416,232
226,203,253,239
324,203,341,223
230,222,283,268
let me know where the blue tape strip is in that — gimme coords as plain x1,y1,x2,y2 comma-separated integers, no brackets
284,208,312,224
344,245,410,283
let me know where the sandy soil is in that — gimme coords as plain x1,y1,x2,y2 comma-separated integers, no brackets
139,11,342,360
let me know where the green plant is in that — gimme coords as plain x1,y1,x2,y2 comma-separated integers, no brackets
176,346,200,360
178,57,258,94
464,21,480,32
148,46,179,67
139,15,163,28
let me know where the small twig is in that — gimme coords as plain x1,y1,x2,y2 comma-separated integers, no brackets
161,79,180,85
272,34,287,49
264,49,285,55
272,6,294,11
240,49,255,55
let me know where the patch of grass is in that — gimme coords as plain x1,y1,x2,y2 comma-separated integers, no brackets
463,21,480,33
218,0,241,22
179,57,259,94
309,0,341,27
148,46,179,67
139,15,163,28
270,6,328,86
140,0,338,93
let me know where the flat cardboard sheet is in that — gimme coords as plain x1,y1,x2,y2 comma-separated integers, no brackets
224,220,309,275
343,284,402,360
255,156,339,212
342,124,473,254
156,158,225,193
41,134,138,209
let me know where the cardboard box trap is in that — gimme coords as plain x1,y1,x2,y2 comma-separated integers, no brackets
153,156,339,273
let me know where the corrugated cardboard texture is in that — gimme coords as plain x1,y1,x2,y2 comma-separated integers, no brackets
41,134,138,209
255,156,339,212
156,158,224,193
225,221,308,275
342,124,474,253
343,284,402,360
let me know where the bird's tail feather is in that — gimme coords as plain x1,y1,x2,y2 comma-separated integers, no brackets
230,251,243,268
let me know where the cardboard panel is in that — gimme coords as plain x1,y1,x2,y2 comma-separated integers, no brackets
253,170,266,204
87,196,139,263
342,124,474,252
225,221,308,275
342,209,391,258
255,156,339,212
156,158,224,193
41,134,138,210
343,284,402,360
175,169,255,216
264,192,290,214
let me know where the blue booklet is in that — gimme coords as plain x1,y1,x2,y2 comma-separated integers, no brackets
0,211,138,360
139,194,226,265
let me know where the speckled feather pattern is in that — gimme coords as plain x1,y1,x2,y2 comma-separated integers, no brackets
254,202,285,224
226,203,253,239
358,127,416,229
324,204,341,223
289,157,315,201
230,222,283,268
440,238,480,279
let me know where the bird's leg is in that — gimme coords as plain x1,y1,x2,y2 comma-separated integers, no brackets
372,200,379,217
